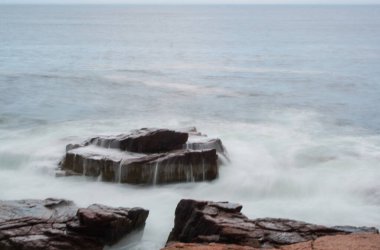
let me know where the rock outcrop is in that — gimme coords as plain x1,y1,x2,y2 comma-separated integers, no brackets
0,198,149,250
163,233,380,250
166,199,379,248
59,128,226,185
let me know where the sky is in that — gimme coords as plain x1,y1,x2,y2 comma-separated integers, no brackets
1,0,380,4
0,0,379,4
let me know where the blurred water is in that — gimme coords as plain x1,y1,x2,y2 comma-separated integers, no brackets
0,5,380,249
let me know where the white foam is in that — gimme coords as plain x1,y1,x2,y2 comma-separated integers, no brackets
105,74,239,97
0,111,379,249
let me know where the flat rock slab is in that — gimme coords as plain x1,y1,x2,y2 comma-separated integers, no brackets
163,242,260,250
0,198,149,250
282,233,380,250
83,128,188,153
61,147,218,184
60,128,224,185
162,233,380,250
167,199,379,248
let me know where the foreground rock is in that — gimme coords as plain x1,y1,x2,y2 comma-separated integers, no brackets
166,199,379,248
0,198,149,250
283,233,380,250
163,242,259,250
163,233,380,250
60,128,226,185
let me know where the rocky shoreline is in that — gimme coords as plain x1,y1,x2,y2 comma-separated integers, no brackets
163,199,380,250
0,198,379,250
1,128,379,249
0,198,148,250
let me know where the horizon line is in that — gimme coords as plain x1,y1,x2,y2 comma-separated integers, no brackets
1,3,380,5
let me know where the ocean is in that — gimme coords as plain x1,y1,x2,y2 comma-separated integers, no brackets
0,4,380,249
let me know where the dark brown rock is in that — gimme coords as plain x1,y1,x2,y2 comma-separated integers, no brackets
185,138,229,162
85,128,188,153
167,199,379,248
61,149,218,185
59,128,225,185
120,149,218,184
0,198,149,250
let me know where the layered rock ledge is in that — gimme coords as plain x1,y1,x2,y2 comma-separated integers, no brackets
0,198,149,250
59,128,227,185
165,199,379,249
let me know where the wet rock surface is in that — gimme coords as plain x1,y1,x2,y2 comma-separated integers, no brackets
166,199,379,248
84,128,189,153
185,138,229,164
0,198,149,250
60,128,224,185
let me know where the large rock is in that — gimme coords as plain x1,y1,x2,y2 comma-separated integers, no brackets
84,128,188,153
60,148,218,184
166,199,379,248
60,128,222,185
0,198,149,250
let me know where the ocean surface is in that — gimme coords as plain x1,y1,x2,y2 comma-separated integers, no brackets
1,4,380,249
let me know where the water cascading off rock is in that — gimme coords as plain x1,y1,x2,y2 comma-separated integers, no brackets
59,128,227,185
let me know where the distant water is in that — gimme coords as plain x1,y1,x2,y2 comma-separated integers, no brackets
1,5,380,249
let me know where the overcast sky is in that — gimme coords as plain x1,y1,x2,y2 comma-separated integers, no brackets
1,0,379,4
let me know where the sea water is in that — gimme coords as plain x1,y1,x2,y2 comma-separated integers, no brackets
0,5,380,249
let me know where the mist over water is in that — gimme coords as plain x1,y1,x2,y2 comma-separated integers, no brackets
1,5,380,249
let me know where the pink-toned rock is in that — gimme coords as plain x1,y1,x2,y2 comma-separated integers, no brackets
163,242,262,250
282,233,380,250
167,199,379,248
163,235,380,250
